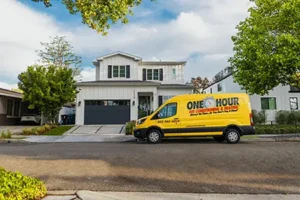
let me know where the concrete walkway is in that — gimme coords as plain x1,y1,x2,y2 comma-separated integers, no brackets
64,125,125,135
43,191,300,200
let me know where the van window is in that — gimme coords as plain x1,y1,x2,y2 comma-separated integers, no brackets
157,103,177,119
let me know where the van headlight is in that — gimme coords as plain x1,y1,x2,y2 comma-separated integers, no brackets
137,118,146,125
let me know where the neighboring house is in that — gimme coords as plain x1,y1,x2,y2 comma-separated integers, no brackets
75,51,194,125
0,88,23,125
204,67,300,123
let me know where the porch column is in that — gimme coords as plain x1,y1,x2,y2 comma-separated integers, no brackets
153,92,159,111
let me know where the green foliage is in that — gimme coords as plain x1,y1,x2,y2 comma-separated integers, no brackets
0,167,47,200
44,126,73,136
22,128,33,135
125,121,136,135
0,130,12,139
275,110,289,124
229,0,300,95
31,0,155,35
36,127,46,135
36,36,82,79
18,65,78,123
252,110,268,124
255,125,300,134
44,124,52,131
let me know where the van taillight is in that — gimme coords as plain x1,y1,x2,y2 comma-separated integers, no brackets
250,113,254,126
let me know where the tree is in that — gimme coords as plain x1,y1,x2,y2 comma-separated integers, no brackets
36,36,82,80
31,0,155,35
229,0,300,95
190,77,211,94
17,65,77,123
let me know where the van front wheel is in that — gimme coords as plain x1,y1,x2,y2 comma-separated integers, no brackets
224,129,240,144
147,129,162,144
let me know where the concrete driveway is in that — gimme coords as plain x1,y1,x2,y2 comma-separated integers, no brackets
65,125,126,135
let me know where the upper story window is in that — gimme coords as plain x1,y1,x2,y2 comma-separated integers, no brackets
172,68,176,79
210,88,212,94
143,68,163,81
290,97,298,110
108,65,130,78
217,83,222,92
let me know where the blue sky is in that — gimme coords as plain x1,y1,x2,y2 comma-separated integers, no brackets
0,0,251,89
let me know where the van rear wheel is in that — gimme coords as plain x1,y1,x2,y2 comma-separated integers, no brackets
213,136,225,143
147,129,162,144
224,128,240,144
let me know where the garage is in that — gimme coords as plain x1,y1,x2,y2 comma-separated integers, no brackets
84,100,130,125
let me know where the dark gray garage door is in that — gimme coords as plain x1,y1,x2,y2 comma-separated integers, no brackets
84,100,130,125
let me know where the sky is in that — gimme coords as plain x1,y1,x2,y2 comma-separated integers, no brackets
0,0,252,90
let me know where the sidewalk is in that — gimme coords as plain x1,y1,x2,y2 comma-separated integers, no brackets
43,191,300,200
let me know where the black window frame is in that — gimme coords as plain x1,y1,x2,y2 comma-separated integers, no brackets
119,65,126,78
261,97,277,110
6,99,21,117
290,97,298,110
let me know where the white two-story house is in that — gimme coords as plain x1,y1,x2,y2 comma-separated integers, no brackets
75,51,193,125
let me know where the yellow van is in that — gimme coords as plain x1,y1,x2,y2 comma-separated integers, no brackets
134,93,255,144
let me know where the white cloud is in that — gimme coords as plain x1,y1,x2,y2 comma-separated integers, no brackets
80,67,95,82
0,82,17,90
0,0,252,87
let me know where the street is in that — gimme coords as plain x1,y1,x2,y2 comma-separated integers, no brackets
0,139,300,194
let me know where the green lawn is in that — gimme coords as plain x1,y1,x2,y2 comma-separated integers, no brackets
44,126,74,136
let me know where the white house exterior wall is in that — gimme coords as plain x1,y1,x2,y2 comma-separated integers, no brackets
157,88,192,96
75,85,158,125
97,55,139,80
140,64,185,84
204,75,300,123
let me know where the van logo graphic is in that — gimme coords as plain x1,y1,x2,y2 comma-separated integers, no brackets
187,97,240,116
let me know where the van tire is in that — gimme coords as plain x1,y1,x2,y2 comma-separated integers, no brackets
224,128,240,144
147,129,162,144
213,136,225,143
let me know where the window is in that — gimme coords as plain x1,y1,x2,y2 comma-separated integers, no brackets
85,100,130,106
120,66,126,77
147,69,153,80
261,97,277,110
145,69,162,81
7,99,21,117
217,83,222,92
210,88,212,94
109,65,130,78
113,66,119,77
172,68,176,79
7,99,13,116
290,97,298,110
153,69,159,80
157,103,177,119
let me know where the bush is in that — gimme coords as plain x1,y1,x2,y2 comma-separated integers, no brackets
37,127,46,135
50,124,58,129
287,111,298,124
22,128,33,135
43,124,52,131
275,110,289,124
0,130,12,139
0,167,47,200
31,128,38,135
255,126,300,135
252,110,267,124
125,121,136,135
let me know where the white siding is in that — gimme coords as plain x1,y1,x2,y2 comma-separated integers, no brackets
76,85,158,125
140,64,185,84
97,55,139,80
204,75,300,122
157,88,193,96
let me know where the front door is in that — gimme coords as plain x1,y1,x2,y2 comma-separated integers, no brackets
151,102,180,133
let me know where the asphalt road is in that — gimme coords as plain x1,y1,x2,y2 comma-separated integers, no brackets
0,139,300,194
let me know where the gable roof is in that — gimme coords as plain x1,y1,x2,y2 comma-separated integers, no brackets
93,51,142,65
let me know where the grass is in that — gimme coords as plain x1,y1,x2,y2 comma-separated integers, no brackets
242,135,259,139
43,126,74,136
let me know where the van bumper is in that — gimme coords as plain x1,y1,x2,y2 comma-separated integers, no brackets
134,128,148,138
240,126,255,135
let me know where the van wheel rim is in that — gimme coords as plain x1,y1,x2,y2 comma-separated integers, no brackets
149,132,159,142
228,131,238,142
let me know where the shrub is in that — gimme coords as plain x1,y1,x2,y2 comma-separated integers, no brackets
275,110,289,124
0,167,47,200
0,130,12,139
43,124,52,131
50,124,58,129
255,127,266,134
125,121,136,135
31,128,38,135
287,111,298,124
37,127,46,135
252,110,259,124
252,110,268,124
22,128,33,135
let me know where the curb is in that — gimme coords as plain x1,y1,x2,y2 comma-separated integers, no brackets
47,190,78,195
0,139,30,143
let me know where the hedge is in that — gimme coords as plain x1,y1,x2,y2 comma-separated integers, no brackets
0,167,47,200
255,126,300,135
125,121,136,135
22,124,58,135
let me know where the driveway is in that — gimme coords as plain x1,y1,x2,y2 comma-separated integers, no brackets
0,141,300,194
65,125,125,135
